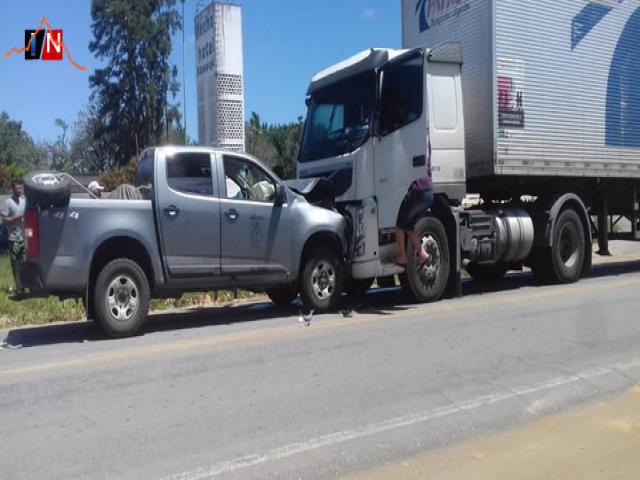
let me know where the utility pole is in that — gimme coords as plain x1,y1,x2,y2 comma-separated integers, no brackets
182,0,187,145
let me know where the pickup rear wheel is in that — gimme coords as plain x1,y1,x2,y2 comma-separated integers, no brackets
299,247,344,313
93,259,150,338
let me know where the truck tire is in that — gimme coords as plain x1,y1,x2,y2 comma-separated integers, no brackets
299,247,344,312
345,277,374,300
93,259,150,338
531,208,585,284
465,262,508,282
23,171,72,208
266,284,299,307
399,216,450,303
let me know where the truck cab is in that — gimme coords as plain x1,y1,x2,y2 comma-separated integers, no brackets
298,45,466,300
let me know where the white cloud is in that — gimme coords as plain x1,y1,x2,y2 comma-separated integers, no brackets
363,9,376,21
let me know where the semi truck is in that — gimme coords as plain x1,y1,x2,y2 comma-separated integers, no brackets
296,0,640,302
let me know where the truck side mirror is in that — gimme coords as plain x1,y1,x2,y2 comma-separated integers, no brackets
274,183,287,206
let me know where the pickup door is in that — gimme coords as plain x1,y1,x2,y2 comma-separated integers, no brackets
155,150,222,277
217,153,292,278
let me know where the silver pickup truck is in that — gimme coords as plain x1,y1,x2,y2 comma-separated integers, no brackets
17,146,348,337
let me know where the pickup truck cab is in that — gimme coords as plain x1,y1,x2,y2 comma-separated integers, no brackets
18,146,348,337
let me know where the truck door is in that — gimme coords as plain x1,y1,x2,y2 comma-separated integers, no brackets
374,48,428,229
155,150,221,278
425,61,465,188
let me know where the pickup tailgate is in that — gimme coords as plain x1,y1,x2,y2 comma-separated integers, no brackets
17,198,162,296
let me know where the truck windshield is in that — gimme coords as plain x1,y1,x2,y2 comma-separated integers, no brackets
299,71,375,163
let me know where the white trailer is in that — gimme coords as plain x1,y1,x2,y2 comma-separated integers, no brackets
295,1,640,302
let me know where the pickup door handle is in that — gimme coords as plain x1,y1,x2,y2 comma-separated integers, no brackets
164,205,180,217
225,209,238,221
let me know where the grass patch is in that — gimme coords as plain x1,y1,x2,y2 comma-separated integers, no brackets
0,255,85,329
0,255,261,330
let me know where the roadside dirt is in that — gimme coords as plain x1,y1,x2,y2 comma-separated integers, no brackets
348,386,640,479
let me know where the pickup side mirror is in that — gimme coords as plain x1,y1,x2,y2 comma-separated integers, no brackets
274,183,287,206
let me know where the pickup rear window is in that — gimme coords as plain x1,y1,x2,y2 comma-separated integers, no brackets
136,149,155,199
166,152,214,196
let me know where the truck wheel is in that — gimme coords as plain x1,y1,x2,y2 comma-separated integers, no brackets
345,277,374,300
93,259,150,338
266,284,299,307
24,171,72,208
299,247,344,312
399,217,450,303
465,262,508,282
531,208,585,284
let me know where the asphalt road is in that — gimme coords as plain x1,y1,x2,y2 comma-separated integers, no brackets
2,260,640,479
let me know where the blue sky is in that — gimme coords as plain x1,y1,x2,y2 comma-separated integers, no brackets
0,0,401,144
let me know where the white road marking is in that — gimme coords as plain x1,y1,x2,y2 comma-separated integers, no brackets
162,359,640,480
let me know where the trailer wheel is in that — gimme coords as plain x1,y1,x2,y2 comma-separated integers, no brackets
266,284,299,307
93,259,150,338
531,208,585,284
399,216,450,303
24,171,72,208
299,247,344,312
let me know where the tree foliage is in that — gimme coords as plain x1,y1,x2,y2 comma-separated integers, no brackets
88,0,182,167
245,112,304,180
0,111,47,190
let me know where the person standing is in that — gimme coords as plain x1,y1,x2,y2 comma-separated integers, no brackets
2,180,26,294
393,172,434,271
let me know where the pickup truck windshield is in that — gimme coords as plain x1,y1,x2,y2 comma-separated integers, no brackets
299,71,375,163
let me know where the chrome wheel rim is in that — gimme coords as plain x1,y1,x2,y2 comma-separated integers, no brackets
417,234,441,285
311,261,336,301
106,275,139,322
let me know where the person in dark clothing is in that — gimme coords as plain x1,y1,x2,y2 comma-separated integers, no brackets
393,167,434,271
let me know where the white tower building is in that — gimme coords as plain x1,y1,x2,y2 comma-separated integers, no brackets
195,2,245,151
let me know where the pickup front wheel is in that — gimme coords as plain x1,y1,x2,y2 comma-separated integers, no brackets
93,259,150,338
299,247,344,313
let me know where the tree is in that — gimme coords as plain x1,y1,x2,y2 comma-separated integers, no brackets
244,112,304,180
48,118,71,171
0,111,47,189
68,103,115,172
89,0,182,167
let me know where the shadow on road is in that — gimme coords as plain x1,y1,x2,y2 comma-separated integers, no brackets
3,259,639,349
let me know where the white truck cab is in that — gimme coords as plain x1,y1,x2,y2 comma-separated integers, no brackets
298,45,468,299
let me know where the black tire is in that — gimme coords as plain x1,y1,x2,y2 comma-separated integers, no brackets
399,216,450,303
93,259,150,338
299,247,344,312
23,171,72,208
376,275,397,288
465,262,508,282
266,284,299,307
345,277,374,300
530,208,585,284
